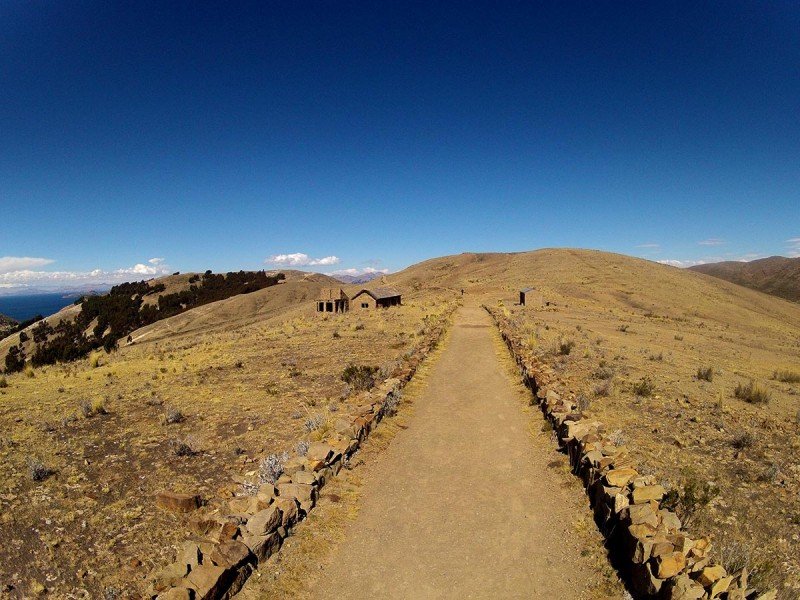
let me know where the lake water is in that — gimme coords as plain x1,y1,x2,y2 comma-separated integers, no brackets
0,293,75,322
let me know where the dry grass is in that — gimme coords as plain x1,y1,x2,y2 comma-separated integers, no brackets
0,283,455,597
455,248,800,596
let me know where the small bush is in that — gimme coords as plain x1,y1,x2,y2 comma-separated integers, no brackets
593,380,613,397
696,366,714,382
27,457,54,482
734,380,771,404
632,377,655,397
674,334,684,341
731,431,755,450
258,451,289,485
354,323,366,331
617,324,629,333
383,389,401,417
164,405,185,424
773,370,800,383
660,476,718,528
592,365,614,380
296,440,310,456
24,366,35,378
0,377,7,388
341,364,379,391
304,414,324,432
576,394,590,413
557,339,575,355
332,331,341,339
89,353,101,368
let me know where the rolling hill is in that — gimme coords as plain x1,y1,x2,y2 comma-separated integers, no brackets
689,256,800,303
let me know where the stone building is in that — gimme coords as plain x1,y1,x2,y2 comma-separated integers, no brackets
351,287,402,310
316,288,349,313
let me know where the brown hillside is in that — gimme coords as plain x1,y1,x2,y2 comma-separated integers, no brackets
392,248,800,594
690,256,800,303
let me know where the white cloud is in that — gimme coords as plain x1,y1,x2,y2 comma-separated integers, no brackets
657,259,707,268
635,243,660,249
327,267,389,277
0,256,55,274
265,253,340,267
787,238,800,258
0,258,172,294
148,257,165,265
698,238,725,246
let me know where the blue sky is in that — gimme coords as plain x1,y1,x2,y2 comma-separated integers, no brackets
2,1,799,291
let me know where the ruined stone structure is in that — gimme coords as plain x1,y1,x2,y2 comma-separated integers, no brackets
316,288,349,313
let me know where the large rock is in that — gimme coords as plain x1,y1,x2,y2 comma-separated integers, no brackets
246,505,282,536
654,551,686,578
664,573,705,600
274,497,299,527
185,564,232,600
277,482,317,512
605,467,638,487
156,491,201,513
157,587,193,600
241,531,282,562
208,539,252,569
627,503,660,528
695,564,726,586
632,485,665,505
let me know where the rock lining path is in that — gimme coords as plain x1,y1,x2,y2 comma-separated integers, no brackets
310,304,612,599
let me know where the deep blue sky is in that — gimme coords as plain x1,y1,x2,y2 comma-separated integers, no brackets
2,1,799,289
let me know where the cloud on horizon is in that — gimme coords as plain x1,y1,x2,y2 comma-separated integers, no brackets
265,253,340,267
787,238,800,258
0,257,172,292
0,256,55,273
327,267,389,277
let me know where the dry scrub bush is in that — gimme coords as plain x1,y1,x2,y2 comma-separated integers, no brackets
259,451,289,485
341,364,379,391
79,398,107,418
593,380,613,397
557,339,575,355
0,376,7,388
632,376,655,397
734,380,771,404
26,457,54,482
696,366,714,382
731,431,755,450
772,369,800,383
171,435,201,457
660,475,718,529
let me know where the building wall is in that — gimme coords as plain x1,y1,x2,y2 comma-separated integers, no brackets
353,293,377,310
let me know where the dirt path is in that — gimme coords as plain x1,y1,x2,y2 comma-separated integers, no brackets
301,304,617,599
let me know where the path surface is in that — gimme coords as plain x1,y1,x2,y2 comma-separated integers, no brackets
310,305,606,599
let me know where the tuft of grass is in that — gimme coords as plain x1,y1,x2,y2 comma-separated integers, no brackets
171,435,201,456
696,366,714,382
632,376,655,397
734,380,771,404
0,376,7,388
24,366,35,378
79,398,107,418
731,430,755,450
593,380,613,397
304,413,324,432
576,394,590,413
89,353,101,368
772,369,800,383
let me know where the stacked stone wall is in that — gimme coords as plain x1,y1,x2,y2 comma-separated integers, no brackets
486,306,774,600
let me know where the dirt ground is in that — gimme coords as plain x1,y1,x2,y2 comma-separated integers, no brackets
241,304,624,599
0,294,453,597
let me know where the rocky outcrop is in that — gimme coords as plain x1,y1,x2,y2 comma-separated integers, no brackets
486,306,772,600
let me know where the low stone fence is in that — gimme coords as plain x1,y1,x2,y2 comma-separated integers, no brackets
146,307,456,600
485,306,773,600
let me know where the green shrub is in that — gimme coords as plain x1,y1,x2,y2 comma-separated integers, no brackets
734,380,771,404
557,339,575,355
660,476,718,528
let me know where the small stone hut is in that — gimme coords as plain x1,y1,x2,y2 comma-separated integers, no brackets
316,288,349,313
519,287,542,307
351,287,402,310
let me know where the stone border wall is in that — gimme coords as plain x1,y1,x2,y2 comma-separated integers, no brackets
146,306,457,600
486,306,773,600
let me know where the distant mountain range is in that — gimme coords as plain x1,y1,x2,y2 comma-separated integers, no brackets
690,256,800,303
331,272,385,285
